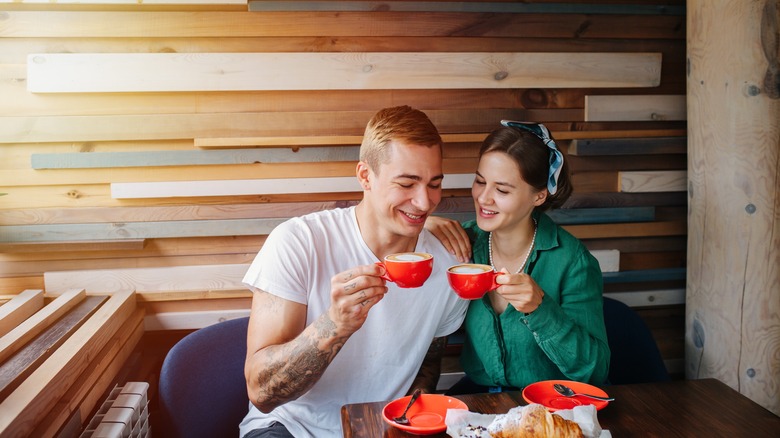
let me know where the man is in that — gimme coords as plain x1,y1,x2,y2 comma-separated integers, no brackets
240,106,468,438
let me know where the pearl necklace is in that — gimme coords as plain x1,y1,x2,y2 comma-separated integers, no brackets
489,219,537,274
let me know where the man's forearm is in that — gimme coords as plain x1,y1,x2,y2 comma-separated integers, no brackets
409,337,447,393
249,313,350,412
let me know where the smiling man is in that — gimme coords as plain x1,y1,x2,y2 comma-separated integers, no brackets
240,106,468,438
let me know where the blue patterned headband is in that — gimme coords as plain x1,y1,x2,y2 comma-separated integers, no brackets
500,120,564,195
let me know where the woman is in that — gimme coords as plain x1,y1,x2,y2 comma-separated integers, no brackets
427,120,610,394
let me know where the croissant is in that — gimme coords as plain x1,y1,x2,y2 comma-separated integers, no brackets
488,403,583,438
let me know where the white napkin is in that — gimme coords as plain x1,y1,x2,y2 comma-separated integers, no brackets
445,404,611,438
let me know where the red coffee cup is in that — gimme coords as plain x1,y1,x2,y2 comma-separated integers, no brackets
447,264,499,299
376,252,433,288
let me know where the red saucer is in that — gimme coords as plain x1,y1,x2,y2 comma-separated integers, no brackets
382,394,468,435
522,380,610,411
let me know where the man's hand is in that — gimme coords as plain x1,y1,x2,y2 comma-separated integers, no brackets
328,263,389,335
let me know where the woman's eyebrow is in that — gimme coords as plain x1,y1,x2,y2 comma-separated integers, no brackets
475,170,515,188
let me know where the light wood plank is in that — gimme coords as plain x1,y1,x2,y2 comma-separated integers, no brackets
619,170,687,192
0,240,145,254
44,265,250,294
0,11,685,39
198,134,463,148
564,220,687,240
0,111,678,145
247,2,685,15
569,136,687,156
0,289,44,338
6,0,245,3
0,289,86,365
195,129,688,149
144,296,250,314
0,207,651,243
27,52,662,93
0,295,106,401
30,147,360,169
2,219,288,242
0,109,494,144
110,173,475,199
144,309,251,331
136,288,251,302
0,290,135,437
585,95,687,121
29,309,145,438
0,277,44,296
5,253,257,278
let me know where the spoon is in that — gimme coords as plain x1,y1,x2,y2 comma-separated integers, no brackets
553,383,615,402
393,388,422,425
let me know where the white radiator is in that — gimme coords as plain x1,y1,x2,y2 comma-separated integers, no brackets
79,382,150,438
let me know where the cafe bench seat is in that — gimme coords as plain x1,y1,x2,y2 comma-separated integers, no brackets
158,316,250,438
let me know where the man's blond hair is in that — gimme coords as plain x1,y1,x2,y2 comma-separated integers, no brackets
359,106,442,173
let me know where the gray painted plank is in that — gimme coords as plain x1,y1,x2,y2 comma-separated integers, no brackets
31,147,360,169
0,207,654,243
248,2,685,15
569,137,687,156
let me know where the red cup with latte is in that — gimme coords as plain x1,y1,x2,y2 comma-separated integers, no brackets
376,252,433,288
447,264,499,299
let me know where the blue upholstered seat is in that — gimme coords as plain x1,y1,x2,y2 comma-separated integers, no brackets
603,297,671,384
158,316,250,438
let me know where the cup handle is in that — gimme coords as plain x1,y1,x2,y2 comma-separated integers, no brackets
375,261,392,282
490,271,501,291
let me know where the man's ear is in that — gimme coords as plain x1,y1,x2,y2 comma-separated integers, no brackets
356,161,371,190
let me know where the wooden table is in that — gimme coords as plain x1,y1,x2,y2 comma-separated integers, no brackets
341,378,780,437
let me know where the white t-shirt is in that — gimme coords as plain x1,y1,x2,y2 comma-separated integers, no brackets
240,207,467,438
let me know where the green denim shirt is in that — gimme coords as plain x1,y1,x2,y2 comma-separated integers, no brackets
459,212,610,389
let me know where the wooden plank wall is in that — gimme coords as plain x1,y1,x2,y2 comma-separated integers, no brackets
0,0,687,373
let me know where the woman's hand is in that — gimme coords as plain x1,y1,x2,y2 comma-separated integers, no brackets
424,216,472,263
495,269,545,314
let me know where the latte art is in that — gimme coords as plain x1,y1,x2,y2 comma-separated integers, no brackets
386,253,430,262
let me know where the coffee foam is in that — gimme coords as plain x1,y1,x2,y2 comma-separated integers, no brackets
387,252,430,262
449,264,491,274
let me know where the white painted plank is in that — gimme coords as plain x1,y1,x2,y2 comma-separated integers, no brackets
144,309,250,331
111,173,475,199
603,289,686,307
44,265,250,294
585,95,687,121
590,249,620,273
28,52,662,93
619,170,687,193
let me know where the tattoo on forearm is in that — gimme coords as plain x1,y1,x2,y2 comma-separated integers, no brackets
254,314,349,407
